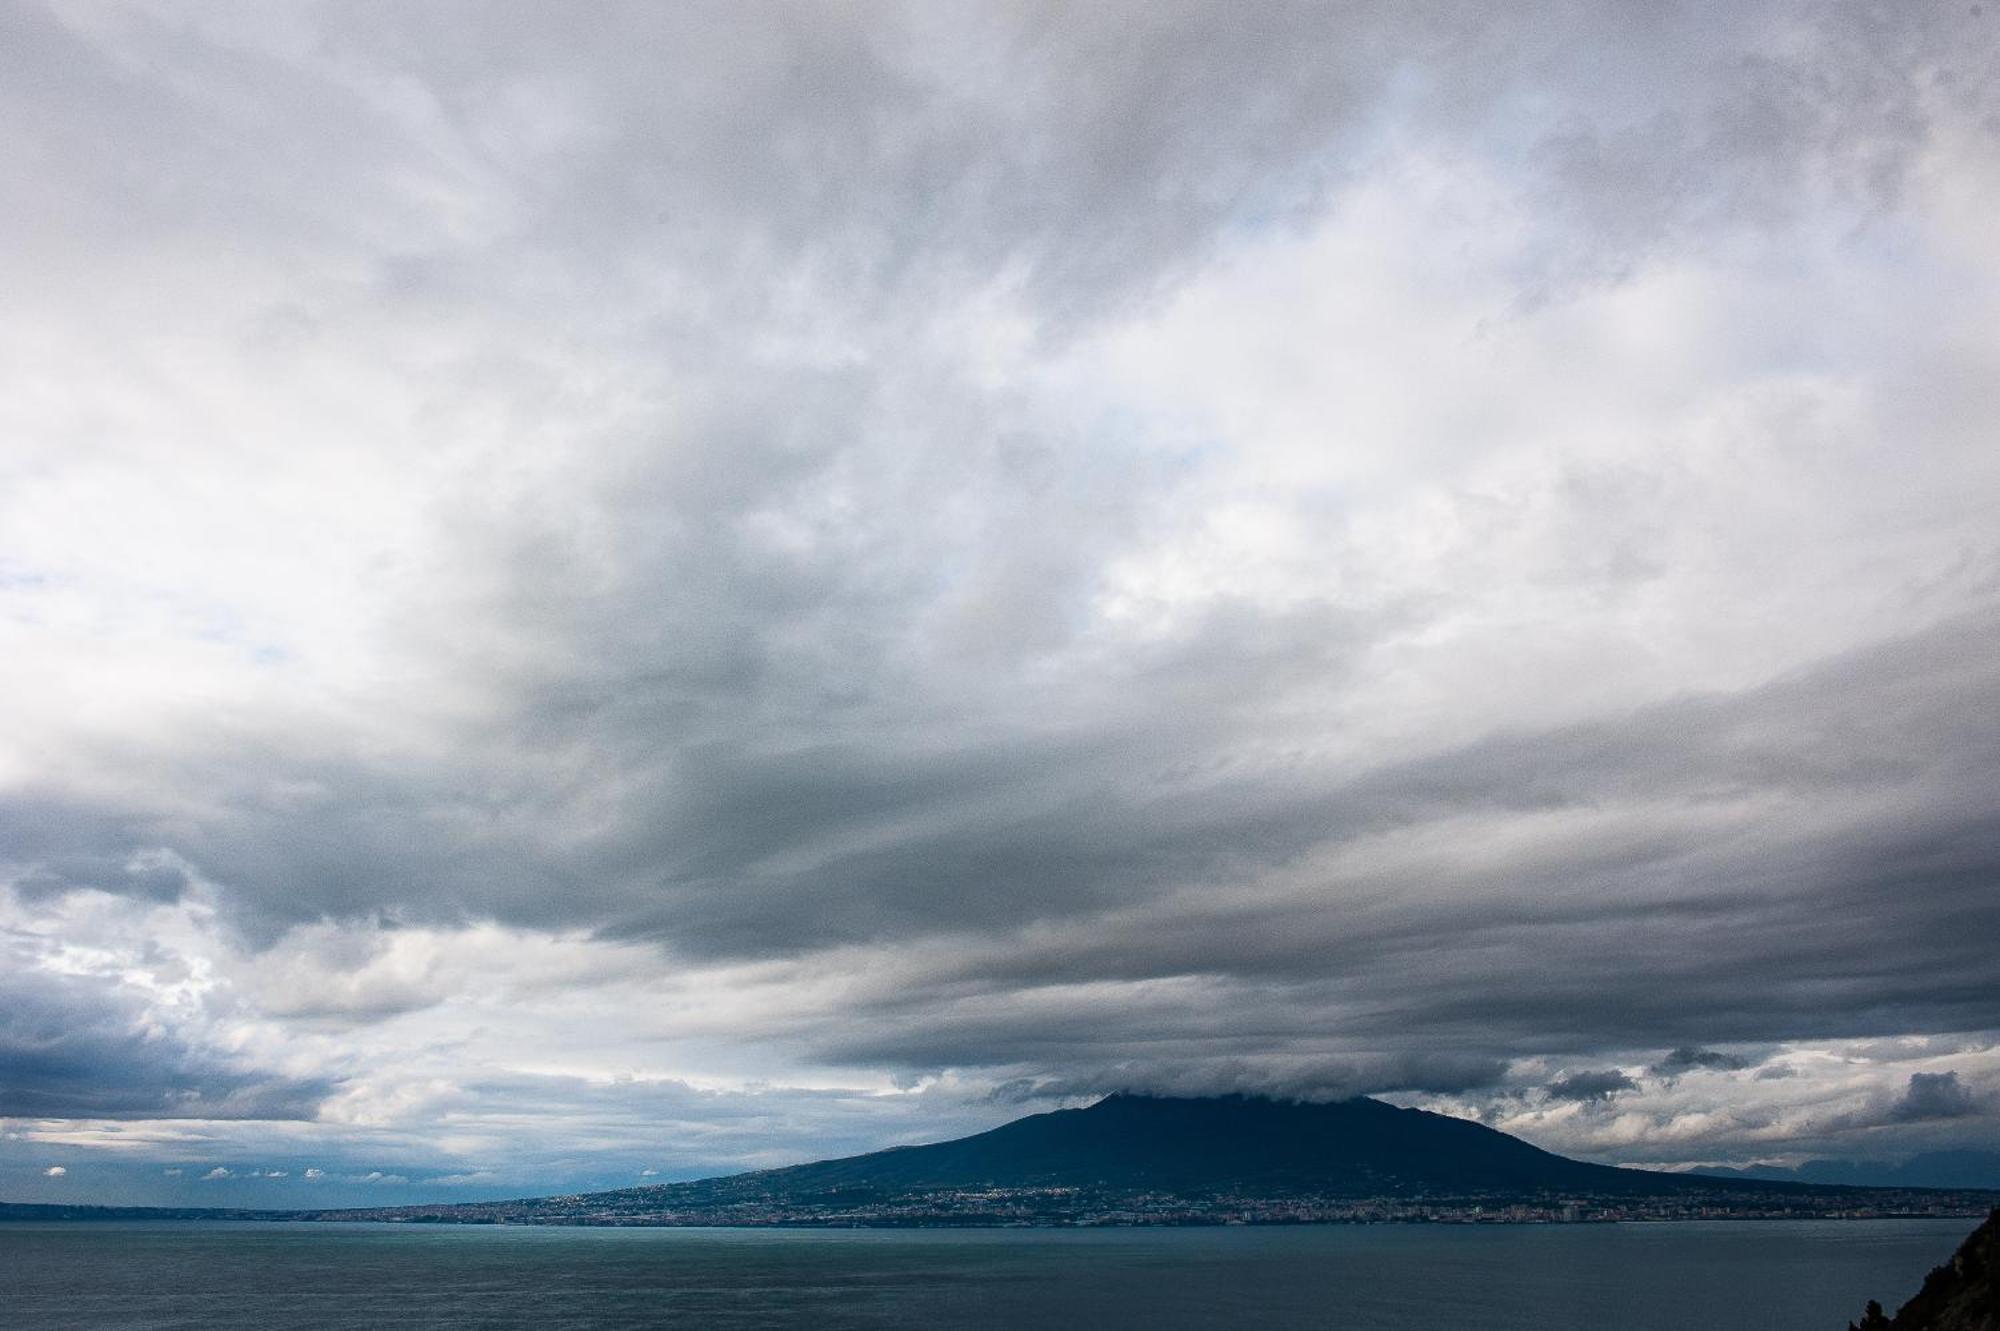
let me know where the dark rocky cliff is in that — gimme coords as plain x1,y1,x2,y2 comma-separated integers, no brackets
1851,1209,2000,1331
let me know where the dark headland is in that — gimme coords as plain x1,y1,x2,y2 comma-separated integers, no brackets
5,1094,1995,1228
1848,1207,2000,1331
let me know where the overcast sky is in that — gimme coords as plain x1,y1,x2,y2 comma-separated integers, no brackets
5,0,1999,1208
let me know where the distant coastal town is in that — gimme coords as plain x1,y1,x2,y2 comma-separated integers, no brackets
297,1186,2000,1229
15,1180,1990,1231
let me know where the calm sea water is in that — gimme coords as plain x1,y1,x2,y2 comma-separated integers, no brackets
0,1218,1964,1330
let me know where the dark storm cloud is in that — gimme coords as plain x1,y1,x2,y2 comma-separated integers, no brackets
20,605,2000,1101
1650,1047,1752,1075
1891,1071,1979,1123
0,801,194,903
751,610,2000,1085
0,970,329,1121
7,851,193,906
1545,1070,1639,1103
124,595,2000,977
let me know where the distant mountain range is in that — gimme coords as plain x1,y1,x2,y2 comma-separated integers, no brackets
1700,1152,2000,1192
6,1095,1997,1227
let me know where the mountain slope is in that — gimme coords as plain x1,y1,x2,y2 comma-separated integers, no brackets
734,1092,1639,1196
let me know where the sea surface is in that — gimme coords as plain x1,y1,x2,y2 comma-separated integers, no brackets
0,1218,1965,1330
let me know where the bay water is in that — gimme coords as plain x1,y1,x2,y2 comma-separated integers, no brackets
0,1218,1964,1329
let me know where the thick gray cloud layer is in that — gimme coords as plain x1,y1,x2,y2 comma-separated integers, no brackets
0,970,327,1120
3,0,1998,1201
